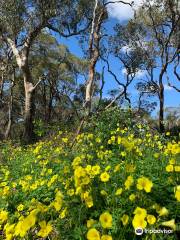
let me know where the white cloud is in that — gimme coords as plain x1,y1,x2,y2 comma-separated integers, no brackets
164,84,173,91
121,68,127,74
107,0,143,21
121,68,146,78
136,70,146,78
121,45,132,53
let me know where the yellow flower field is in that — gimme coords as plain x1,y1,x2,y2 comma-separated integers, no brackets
0,125,180,239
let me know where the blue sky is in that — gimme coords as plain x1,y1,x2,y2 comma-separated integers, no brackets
55,0,180,116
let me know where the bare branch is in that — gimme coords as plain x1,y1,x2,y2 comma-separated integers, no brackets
167,82,180,92
104,0,133,7
46,22,91,38
105,91,124,109
97,66,105,110
32,77,42,91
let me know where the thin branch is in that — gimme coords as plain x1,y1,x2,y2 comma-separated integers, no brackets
32,77,42,91
167,82,180,92
105,91,124,109
97,66,105,110
174,55,180,81
101,55,125,87
104,0,133,7
166,70,180,92
46,21,91,38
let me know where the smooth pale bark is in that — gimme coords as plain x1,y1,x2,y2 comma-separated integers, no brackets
158,63,167,133
85,59,96,111
0,72,4,99
5,92,13,139
5,70,15,139
159,83,164,133
23,79,35,142
6,38,41,142
22,65,41,142
85,1,103,113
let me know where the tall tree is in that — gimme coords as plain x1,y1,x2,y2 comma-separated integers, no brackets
84,0,132,113
113,0,179,132
0,0,91,142
135,0,180,132
31,33,87,125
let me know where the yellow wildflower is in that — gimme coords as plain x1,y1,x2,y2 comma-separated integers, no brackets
133,207,147,218
92,165,100,175
14,220,26,238
169,158,175,165
51,190,63,211
121,214,129,226
99,212,112,229
0,210,8,223
147,215,156,225
166,165,174,172
87,228,100,240
125,164,135,173
37,221,53,238
136,177,153,193
158,207,169,216
100,172,110,182
121,151,126,157
175,186,180,201
17,204,24,212
129,194,136,201
87,219,96,228
132,215,147,229
115,188,123,196
161,219,176,230
95,137,101,143
60,208,67,219
154,153,159,158
85,195,94,208
124,176,134,190
4,223,15,240
67,189,75,196
53,200,62,211
86,165,92,173
14,210,37,237
105,165,111,171
174,166,180,172
101,235,112,240
100,190,108,196
62,137,68,143
114,164,121,173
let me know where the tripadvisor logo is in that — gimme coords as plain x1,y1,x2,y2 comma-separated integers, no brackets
135,228,143,235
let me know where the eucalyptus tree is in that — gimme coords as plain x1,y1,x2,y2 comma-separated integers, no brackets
134,0,180,132
0,0,92,142
0,40,16,139
112,0,179,132
30,33,88,125
99,19,146,109
84,0,133,113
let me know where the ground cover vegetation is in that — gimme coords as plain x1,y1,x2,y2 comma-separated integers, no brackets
0,108,180,239
0,0,180,239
